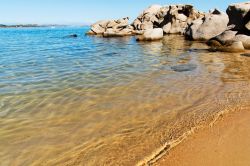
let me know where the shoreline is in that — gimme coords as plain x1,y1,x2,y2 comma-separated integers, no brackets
137,100,243,166
154,106,250,166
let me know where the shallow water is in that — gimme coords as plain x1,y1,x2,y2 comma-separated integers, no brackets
1,27,250,166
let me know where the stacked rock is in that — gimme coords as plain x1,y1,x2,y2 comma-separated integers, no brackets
132,4,204,34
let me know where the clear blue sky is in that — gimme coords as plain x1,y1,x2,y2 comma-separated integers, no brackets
0,0,244,25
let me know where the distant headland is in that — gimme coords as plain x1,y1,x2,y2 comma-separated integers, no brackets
0,24,88,28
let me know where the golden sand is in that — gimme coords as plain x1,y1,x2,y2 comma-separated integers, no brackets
155,107,250,166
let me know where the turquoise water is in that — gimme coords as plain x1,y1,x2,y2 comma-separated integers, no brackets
0,27,185,100
1,27,250,166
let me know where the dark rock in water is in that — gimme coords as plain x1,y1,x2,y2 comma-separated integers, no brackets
171,64,197,72
66,34,78,38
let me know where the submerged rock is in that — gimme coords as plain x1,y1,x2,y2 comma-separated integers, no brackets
136,28,163,41
185,9,229,40
171,64,197,72
241,53,250,57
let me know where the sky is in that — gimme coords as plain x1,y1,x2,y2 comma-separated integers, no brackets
0,0,245,25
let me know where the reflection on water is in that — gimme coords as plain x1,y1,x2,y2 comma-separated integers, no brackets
0,28,250,166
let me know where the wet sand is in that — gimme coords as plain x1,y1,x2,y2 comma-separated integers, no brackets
155,107,250,166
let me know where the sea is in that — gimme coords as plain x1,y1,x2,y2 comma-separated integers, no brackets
0,26,250,166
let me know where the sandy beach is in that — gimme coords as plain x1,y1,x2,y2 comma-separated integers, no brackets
155,107,250,166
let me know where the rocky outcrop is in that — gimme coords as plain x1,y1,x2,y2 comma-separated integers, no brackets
86,17,135,37
136,28,163,41
132,4,204,34
185,9,229,40
86,2,250,50
226,2,250,32
86,4,203,39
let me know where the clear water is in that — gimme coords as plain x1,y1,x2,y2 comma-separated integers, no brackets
1,27,250,166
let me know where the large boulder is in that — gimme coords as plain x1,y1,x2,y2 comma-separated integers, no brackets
89,20,110,35
207,29,250,51
136,28,164,41
211,30,238,44
103,25,134,37
132,4,162,31
226,2,250,32
185,9,229,40
144,4,162,14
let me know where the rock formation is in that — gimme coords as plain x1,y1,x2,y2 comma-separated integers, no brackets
86,2,250,51
86,4,203,40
